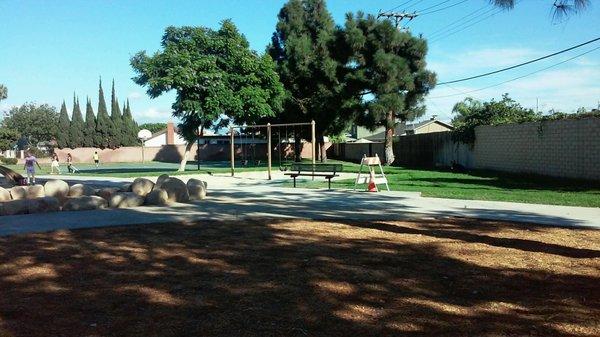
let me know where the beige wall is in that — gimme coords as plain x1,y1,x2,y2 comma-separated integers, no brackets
414,122,452,134
474,117,600,180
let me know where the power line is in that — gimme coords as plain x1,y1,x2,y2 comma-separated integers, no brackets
429,45,600,99
416,0,454,12
386,0,416,12
437,36,600,85
419,0,469,15
427,4,489,36
429,6,504,42
404,0,426,10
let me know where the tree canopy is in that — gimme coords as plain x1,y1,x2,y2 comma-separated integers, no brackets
110,80,124,147
0,84,6,102
139,122,167,134
490,0,590,22
451,94,539,144
131,19,284,170
69,96,85,148
1,103,59,146
267,0,358,161
95,79,114,148
340,12,436,164
83,98,97,147
56,100,71,148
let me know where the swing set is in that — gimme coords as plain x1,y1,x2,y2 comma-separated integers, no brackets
229,121,316,180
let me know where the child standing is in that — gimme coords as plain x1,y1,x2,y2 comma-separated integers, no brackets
24,151,42,185
67,153,73,173
50,154,61,174
93,151,99,168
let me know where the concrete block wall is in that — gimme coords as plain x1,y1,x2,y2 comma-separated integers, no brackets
474,117,600,180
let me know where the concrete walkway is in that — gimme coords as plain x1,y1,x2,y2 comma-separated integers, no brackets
1,172,599,236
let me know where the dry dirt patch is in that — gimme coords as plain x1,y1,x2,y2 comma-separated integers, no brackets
0,218,598,336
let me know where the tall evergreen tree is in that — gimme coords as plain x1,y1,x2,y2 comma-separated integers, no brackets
121,99,139,146
69,96,85,148
110,79,124,147
56,100,71,148
268,0,357,162
83,97,97,147
95,78,114,148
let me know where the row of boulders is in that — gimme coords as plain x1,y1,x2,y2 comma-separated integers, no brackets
0,175,207,216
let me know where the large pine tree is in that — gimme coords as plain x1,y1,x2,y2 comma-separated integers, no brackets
56,100,71,148
95,78,114,149
121,99,139,146
83,97,97,147
267,0,357,161
69,96,85,148
110,79,124,147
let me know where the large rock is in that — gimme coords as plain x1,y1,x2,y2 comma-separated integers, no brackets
27,196,60,214
0,187,11,201
62,196,108,211
131,178,154,197
145,188,170,206
154,174,170,190
118,183,132,192
26,184,45,199
96,187,119,201
161,177,189,203
0,199,29,216
44,179,69,200
109,192,144,208
187,178,207,200
9,186,27,200
68,183,95,197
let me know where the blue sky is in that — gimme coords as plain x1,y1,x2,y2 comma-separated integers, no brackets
1,0,599,125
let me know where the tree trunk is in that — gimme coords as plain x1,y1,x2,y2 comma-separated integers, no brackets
294,126,301,162
178,141,194,172
319,135,327,163
384,112,395,165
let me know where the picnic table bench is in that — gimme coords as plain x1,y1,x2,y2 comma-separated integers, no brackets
284,163,343,189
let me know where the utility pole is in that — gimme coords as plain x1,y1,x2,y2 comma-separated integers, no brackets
377,10,418,29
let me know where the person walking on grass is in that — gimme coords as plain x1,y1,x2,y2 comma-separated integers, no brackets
23,151,42,185
50,153,61,174
93,151,99,168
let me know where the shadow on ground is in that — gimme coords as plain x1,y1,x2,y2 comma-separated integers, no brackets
0,218,598,337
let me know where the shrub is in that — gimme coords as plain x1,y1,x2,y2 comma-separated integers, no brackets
0,156,18,165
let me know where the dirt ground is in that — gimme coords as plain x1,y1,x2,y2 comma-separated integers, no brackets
0,218,598,337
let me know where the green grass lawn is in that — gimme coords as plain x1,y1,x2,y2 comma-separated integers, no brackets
3,160,599,207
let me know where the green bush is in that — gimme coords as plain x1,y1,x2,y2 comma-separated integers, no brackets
0,156,18,165
26,147,49,158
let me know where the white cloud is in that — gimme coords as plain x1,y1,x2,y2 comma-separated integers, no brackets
128,91,143,100
133,107,171,123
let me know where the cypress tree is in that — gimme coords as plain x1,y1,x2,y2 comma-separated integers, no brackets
69,96,85,148
56,100,71,148
83,97,97,147
110,79,124,147
122,99,139,146
95,78,114,149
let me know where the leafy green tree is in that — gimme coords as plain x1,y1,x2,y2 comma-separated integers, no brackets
139,123,167,134
267,0,357,162
110,80,124,147
1,103,58,146
95,79,114,149
69,96,85,148
121,99,139,146
131,20,284,171
341,12,436,164
83,98,97,147
451,94,540,144
0,128,19,151
0,84,6,102
56,100,71,148
490,0,589,21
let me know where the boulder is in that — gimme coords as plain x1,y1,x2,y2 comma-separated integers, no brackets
118,183,132,192
62,196,108,211
68,183,95,197
154,174,170,190
26,184,45,199
0,199,29,216
109,192,145,208
44,179,69,200
96,187,119,201
0,187,11,201
131,178,155,197
9,186,27,200
145,188,170,206
161,177,189,203
187,178,207,200
27,196,60,214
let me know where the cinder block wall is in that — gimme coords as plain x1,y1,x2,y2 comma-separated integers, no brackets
474,117,600,180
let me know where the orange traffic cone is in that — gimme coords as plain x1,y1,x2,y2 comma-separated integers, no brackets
367,172,377,192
